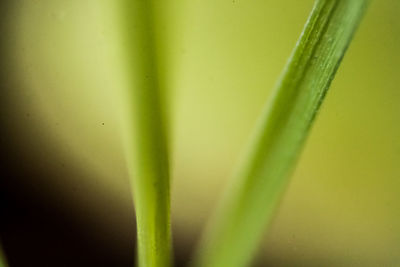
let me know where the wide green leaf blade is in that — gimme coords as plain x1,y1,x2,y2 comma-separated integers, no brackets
193,1,370,267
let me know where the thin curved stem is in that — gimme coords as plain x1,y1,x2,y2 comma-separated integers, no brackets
119,1,172,267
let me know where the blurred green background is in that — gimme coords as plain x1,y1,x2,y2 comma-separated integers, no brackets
1,0,399,266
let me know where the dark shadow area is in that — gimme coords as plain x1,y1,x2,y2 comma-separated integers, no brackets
0,2,136,266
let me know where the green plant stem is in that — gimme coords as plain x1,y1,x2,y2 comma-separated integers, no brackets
119,1,171,267
192,1,369,267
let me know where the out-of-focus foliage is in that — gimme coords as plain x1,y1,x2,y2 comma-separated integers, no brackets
6,0,400,265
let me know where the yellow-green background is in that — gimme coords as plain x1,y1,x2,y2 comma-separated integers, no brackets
4,0,400,265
